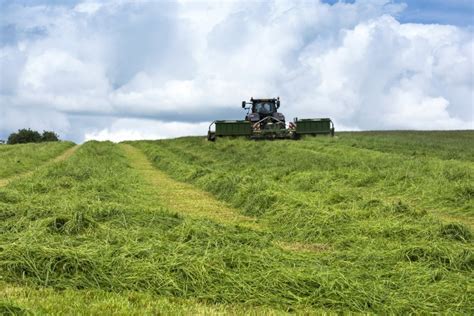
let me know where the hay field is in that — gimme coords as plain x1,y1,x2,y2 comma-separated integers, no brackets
1,132,472,314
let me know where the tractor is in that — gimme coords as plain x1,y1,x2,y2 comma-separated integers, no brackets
207,97,334,141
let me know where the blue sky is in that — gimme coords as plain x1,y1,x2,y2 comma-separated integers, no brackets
3,0,473,25
323,0,474,26
398,0,473,26
0,0,472,142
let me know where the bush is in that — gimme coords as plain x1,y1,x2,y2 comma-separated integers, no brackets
41,131,59,142
7,129,41,144
7,129,59,144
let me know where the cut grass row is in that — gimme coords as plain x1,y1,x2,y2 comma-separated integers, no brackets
0,141,76,179
120,144,329,254
0,141,385,313
130,134,473,223
1,135,472,313
120,144,261,230
337,130,474,162
1,283,285,315
129,133,473,312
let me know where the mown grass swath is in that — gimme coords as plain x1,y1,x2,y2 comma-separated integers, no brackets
0,133,472,313
0,141,367,313
337,130,474,161
0,141,75,178
130,131,473,312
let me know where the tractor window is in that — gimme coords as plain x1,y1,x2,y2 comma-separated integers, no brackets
254,102,274,114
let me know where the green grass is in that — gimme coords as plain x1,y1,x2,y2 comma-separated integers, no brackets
0,283,285,315
0,141,338,313
0,141,75,178
129,131,473,312
1,132,473,314
336,131,474,162
131,132,473,222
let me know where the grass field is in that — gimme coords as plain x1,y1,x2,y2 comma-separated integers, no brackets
0,141,76,179
0,132,473,314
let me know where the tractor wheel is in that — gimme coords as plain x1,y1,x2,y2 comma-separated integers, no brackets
207,131,216,142
291,132,300,140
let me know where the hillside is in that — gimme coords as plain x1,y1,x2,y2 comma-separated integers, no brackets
1,131,473,314
0,142,76,180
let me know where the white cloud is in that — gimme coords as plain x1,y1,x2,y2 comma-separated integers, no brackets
291,14,474,129
0,0,472,142
0,105,70,135
74,2,103,15
84,118,209,142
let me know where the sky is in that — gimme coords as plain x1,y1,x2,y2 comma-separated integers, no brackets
0,0,473,142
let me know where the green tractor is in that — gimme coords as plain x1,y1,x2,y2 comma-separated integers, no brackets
207,97,334,141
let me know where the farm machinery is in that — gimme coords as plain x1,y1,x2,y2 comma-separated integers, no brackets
207,97,334,141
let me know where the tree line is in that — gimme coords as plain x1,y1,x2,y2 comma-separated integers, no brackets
5,129,60,145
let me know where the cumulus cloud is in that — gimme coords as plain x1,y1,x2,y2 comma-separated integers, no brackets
0,0,472,142
84,119,209,142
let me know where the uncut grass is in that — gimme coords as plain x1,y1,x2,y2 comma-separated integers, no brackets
129,134,473,313
0,141,75,178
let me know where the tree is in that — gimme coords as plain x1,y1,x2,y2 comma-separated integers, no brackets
7,129,60,144
41,131,59,142
7,129,42,144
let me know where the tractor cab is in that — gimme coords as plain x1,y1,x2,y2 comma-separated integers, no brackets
253,100,276,115
242,97,285,126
